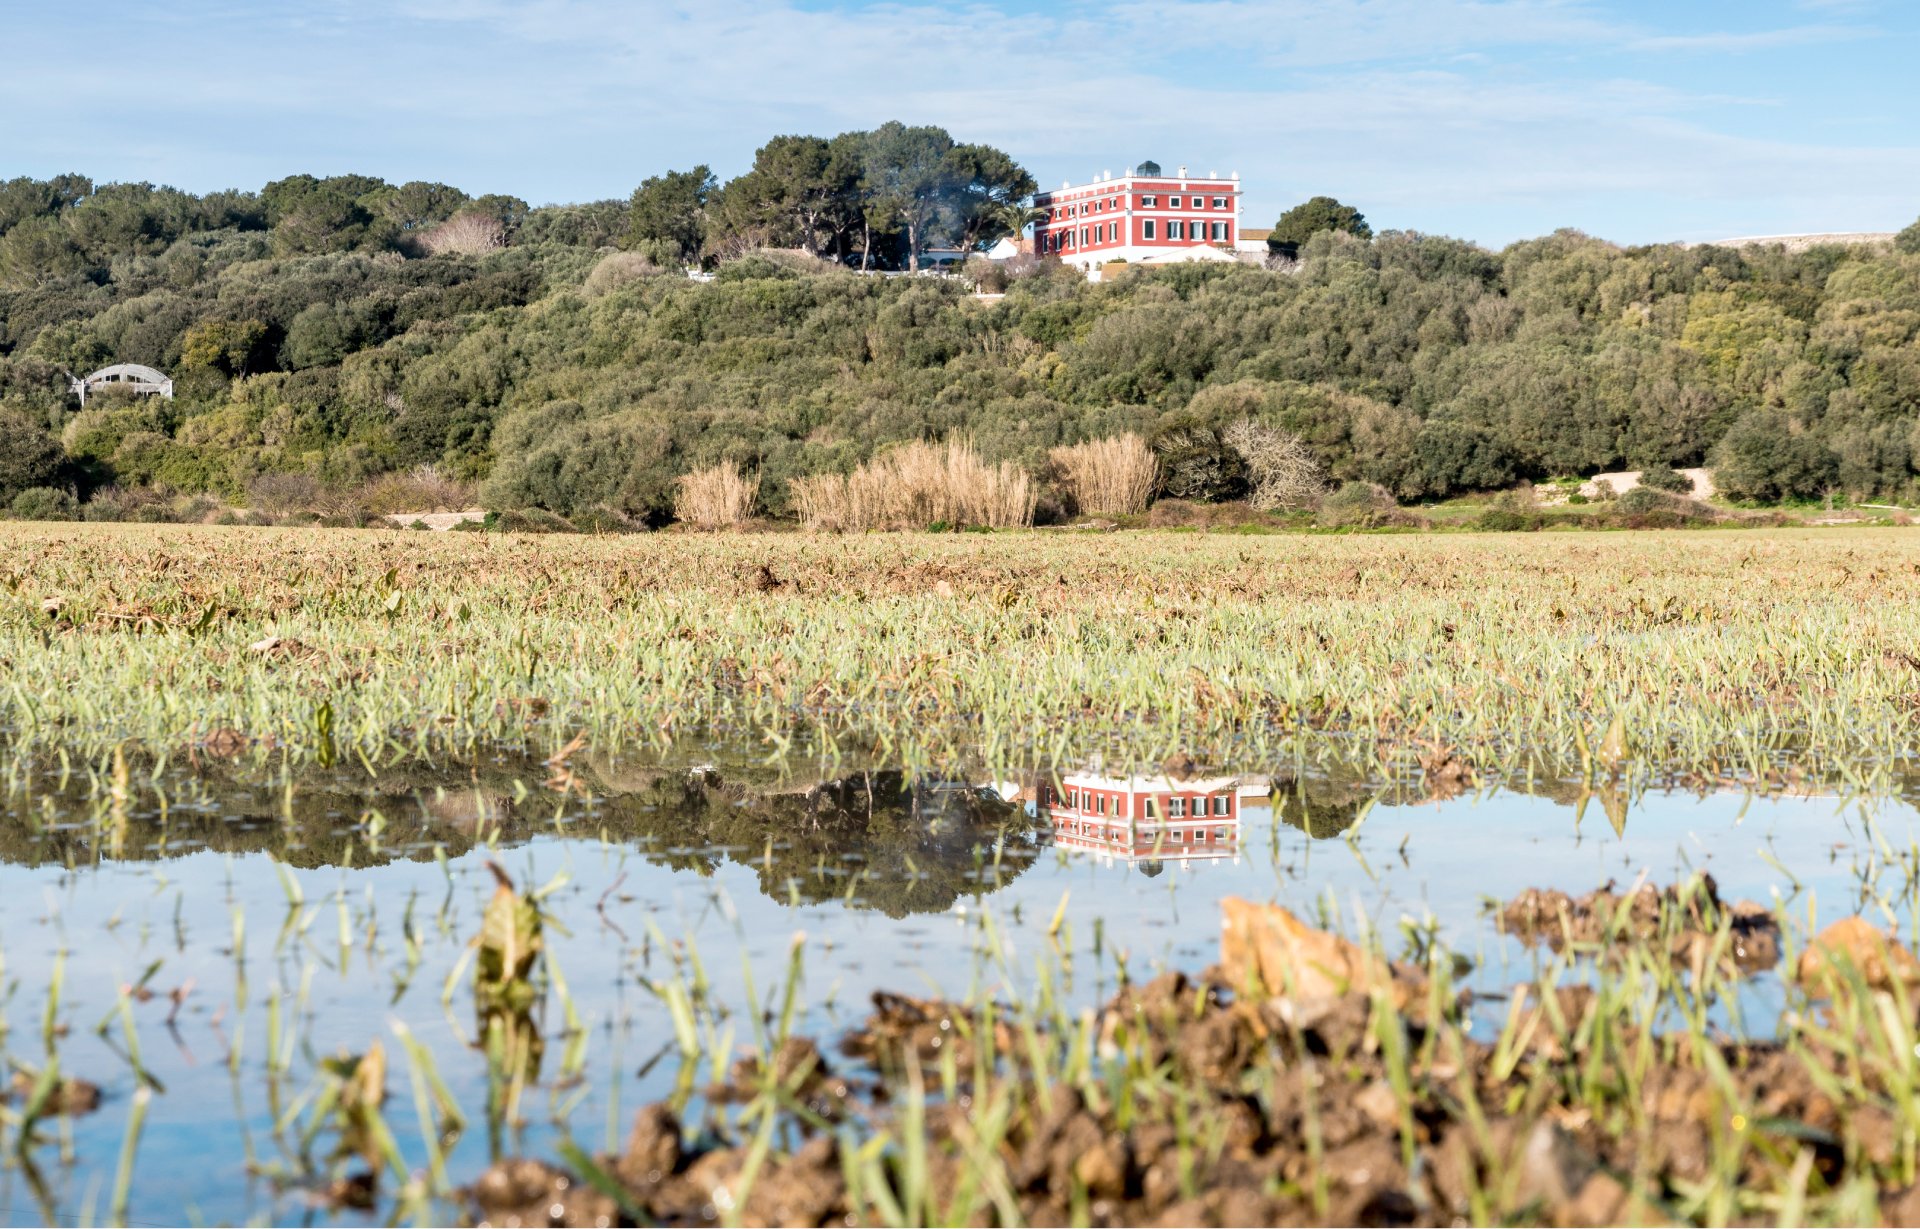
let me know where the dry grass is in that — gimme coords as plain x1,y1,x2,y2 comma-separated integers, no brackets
792,440,1035,531
673,460,759,529
1049,433,1157,517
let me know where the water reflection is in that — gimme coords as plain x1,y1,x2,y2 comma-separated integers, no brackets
1034,771,1250,869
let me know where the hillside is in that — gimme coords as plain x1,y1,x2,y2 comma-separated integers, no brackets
2,169,1919,524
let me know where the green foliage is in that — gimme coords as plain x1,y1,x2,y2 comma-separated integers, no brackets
1896,218,1920,256
9,485,78,520
1270,196,1371,249
0,405,63,501
4,149,1920,518
625,166,717,265
1637,462,1691,493
1712,409,1838,502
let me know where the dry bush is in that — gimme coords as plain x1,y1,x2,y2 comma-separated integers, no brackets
417,211,506,256
1224,420,1325,511
347,466,477,516
583,250,661,296
793,440,1034,532
1049,433,1157,517
673,460,760,529
246,472,321,516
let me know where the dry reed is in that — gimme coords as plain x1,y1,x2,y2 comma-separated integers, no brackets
673,461,759,529
792,440,1034,531
1049,434,1157,517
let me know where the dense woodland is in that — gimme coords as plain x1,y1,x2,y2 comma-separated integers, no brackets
3,127,1919,525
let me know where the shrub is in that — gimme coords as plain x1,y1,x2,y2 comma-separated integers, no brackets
1474,488,1543,532
1638,463,1692,494
1049,434,1156,517
351,465,475,515
1712,411,1838,503
485,508,577,534
1318,481,1408,530
1151,424,1248,503
792,440,1034,532
582,250,661,297
8,486,78,520
1613,486,1714,527
673,460,760,528
246,472,322,516
0,406,64,503
1223,420,1325,511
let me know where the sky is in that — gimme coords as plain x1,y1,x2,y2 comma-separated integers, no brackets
4,0,1916,247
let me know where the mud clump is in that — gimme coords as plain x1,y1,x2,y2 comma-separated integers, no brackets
473,895,1920,1227
1499,873,1782,973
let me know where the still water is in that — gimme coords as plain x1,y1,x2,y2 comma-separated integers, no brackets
0,749,1907,1224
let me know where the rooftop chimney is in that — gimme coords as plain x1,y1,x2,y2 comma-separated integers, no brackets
1177,165,1187,177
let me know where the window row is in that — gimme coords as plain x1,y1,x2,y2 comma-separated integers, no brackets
1050,193,1233,220
1040,220,1233,251
1057,822,1236,845
1059,790,1233,817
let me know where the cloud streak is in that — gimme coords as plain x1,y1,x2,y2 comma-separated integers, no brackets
0,0,1912,245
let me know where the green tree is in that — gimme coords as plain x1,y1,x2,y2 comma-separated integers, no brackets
0,407,63,503
1897,217,1920,256
625,167,716,265
180,319,269,378
947,144,1036,251
1269,196,1371,251
860,122,961,270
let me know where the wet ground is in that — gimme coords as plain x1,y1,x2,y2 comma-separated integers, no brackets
0,748,1913,1224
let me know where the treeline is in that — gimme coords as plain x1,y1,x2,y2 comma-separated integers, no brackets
2,143,1919,525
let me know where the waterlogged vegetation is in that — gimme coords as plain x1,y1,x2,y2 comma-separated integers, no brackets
6,523,1920,785
5,521,1920,1224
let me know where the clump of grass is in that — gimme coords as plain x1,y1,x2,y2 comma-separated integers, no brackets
1048,434,1156,517
792,439,1034,531
671,460,759,529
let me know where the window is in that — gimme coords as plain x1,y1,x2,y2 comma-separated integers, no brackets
1144,797,1159,818
1141,194,1157,207
1211,196,1227,209
1097,224,1106,243
1143,219,1156,240
1212,222,1227,241
1169,195,1182,208
1212,795,1229,815
1168,796,1186,817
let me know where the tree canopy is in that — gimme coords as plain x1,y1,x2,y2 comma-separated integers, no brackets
1269,196,1371,250
2,143,1919,525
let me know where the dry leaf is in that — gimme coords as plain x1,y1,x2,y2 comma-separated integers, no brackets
1220,896,1416,1008
1796,917,1920,991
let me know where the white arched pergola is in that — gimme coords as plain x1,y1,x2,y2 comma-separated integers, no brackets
69,363,174,407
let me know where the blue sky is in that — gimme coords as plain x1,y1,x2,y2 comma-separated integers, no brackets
4,0,1916,246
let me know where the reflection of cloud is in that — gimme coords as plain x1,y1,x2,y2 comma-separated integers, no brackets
1,0,1915,244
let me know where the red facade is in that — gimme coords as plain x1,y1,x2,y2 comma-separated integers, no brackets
1032,168,1241,265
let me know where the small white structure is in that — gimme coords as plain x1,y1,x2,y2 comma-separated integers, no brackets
69,363,173,407
983,236,1032,261
1235,227,1274,255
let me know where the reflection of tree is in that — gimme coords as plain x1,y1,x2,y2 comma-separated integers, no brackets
0,755,1043,918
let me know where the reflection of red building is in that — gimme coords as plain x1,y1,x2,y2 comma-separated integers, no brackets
1041,773,1242,863
1033,161,1242,269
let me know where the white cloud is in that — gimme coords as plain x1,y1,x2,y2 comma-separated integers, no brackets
0,0,1912,243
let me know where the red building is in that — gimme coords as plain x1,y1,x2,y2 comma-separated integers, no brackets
1032,161,1242,269
1040,772,1243,864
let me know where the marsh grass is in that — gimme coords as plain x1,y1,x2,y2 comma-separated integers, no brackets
1048,434,1156,518
792,440,1035,531
672,460,760,529
1,524,1918,790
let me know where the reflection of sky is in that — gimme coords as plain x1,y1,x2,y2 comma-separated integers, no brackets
0,787,1907,1224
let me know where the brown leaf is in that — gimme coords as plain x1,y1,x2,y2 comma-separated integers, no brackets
1220,897,1416,1008
1796,917,1920,991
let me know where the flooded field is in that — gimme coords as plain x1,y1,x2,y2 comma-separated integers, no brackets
5,743,1920,1224
7,524,1920,1224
